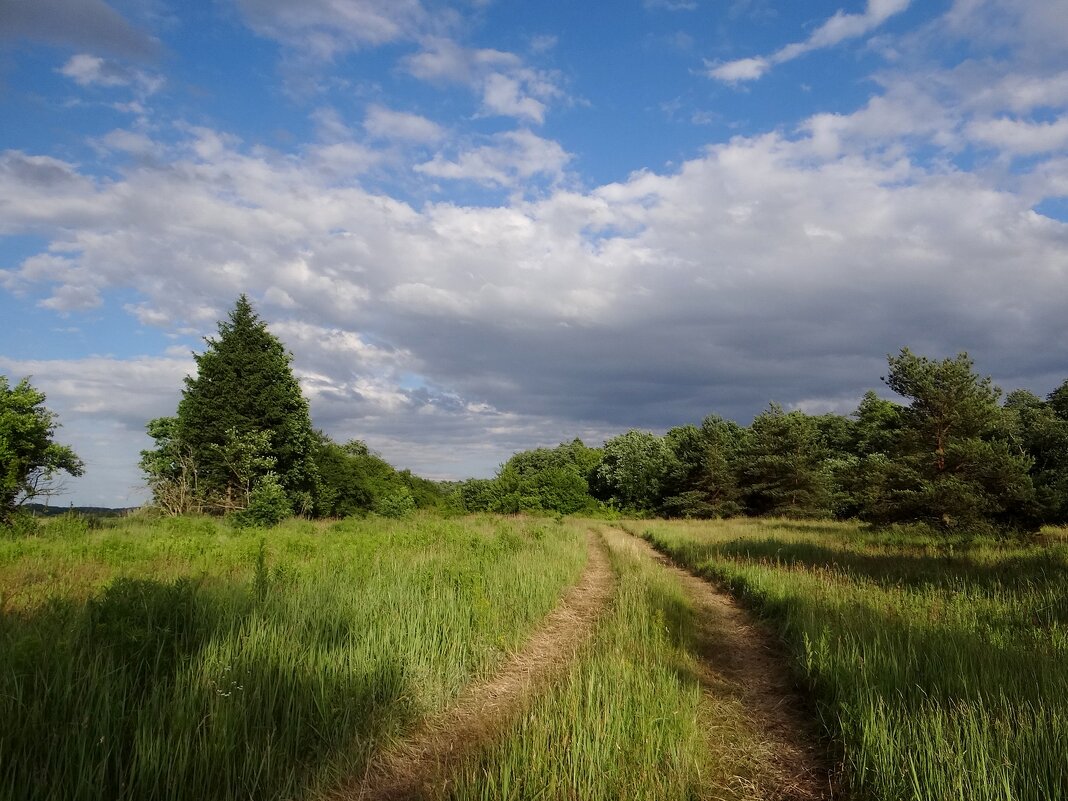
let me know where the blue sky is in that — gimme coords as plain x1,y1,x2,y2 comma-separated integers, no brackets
2,0,1067,505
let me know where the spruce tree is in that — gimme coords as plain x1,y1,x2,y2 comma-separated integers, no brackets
174,296,317,513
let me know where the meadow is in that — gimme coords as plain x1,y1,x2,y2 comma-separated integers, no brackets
0,513,586,801
637,518,1068,801
438,524,807,801
4,512,1067,801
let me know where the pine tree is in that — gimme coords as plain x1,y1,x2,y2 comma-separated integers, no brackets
869,348,1037,532
173,296,317,513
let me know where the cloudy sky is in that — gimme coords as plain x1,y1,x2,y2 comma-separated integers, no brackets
2,0,1067,506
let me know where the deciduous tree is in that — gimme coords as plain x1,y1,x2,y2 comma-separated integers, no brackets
1,376,83,521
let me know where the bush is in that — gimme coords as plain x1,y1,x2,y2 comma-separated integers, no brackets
372,488,415,518
0,510,39,538
231,473,292,528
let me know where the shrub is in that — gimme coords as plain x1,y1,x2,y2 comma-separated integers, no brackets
372,487,415,518
231,473,291,528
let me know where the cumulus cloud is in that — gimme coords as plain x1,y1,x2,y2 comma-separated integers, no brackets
967,116,1068,155
416,129,571,187
708,0,911,83
644,0,697,9
4,121,1066,441
0,355,192,506
403,37,564,123
364,105,445,143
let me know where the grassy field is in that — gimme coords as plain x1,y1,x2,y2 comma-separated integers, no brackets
637,518,1068,801
0,513,587,801
437,525,791,801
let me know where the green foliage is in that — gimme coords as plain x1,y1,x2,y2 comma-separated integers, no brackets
595,430,677,511
313,436,439,518
853,390,904,456
371,486,415,518
865,349,1037,533
139,417,198,515
0,375,83,522
1004,388,1068,524
737,404,832,518
231,473,292,528
454,439,602,515
172,295,318,512
658,417,745,518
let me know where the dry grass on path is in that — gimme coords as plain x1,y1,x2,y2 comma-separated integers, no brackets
336,529,615,801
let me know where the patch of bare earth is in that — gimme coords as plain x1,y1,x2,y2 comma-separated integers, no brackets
335,529,614,801
606,527,837,801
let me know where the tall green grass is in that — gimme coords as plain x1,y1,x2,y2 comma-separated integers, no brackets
436,526,781,801
640,518,1068,801
0,514,586,801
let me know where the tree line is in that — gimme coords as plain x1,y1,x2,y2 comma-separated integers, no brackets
4,295,1066,534
453,350,1068,535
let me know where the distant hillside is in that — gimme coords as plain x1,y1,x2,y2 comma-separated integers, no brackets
22,504,137,518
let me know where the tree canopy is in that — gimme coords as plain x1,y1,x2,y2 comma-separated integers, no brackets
143,296,319,517
1,376,83,521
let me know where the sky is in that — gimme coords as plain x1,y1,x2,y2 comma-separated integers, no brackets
2,0,1067,507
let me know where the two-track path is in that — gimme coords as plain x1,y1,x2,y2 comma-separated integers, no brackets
336,525,834,801
337,529,615,801
604,526,835,801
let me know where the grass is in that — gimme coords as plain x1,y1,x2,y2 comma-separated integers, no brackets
0,513,587,801
637,517,1068,801
436,524,787,801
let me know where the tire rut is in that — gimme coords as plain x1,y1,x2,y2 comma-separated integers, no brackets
336,529,615,801
605,526,837,801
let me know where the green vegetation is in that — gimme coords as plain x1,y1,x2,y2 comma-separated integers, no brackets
438,526,783,801
139,296,446,521
0,514,586,801
0,375,83,523
641,517,1068,801
142,295,320,516
448,350,1068,534
455,438,603,515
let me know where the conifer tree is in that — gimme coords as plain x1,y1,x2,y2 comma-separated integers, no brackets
867,349,1036,532
171,296,317,513
736,404,832,518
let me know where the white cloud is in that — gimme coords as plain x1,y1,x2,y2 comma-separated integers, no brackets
416,129,571,187
364,105,445,143
58,54,163,95
479,73,547,123
235,0,432,58
967,116,1068,155
0,355,193,506
403,37,564,123
709,0,911,83
94,128,162,157
644,0,697,10
707,56,769,83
